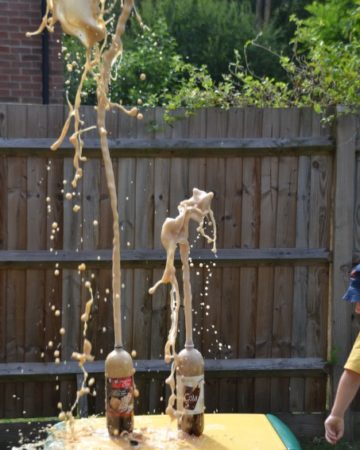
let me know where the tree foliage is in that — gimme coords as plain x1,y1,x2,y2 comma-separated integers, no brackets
139,0,286,81
295,0,359,45
160,0,360,120
286,0,360,113
63,0,360,120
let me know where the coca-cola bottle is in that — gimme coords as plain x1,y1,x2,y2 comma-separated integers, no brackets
105,347,134,436
176,345,205,436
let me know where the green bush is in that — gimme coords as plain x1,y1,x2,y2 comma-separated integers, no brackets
107,19,181,106
63,18,189,106
159,49,294,123
301,436,360,449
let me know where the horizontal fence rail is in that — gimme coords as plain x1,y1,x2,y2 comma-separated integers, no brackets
0,248,331,268
0,358,330,381
0,137,335,157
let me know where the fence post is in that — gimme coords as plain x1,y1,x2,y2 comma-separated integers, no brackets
331,109,357,439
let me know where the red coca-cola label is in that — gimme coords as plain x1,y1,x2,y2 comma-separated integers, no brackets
110,377,133,390
106,376,134,417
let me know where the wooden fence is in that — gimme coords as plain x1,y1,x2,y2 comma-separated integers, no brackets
0,104,359,442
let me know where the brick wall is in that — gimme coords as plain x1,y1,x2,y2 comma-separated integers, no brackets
0,0,64,104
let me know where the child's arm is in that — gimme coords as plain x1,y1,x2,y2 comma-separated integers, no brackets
325,369,360,444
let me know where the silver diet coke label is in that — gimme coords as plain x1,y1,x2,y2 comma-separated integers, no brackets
176,375,204,415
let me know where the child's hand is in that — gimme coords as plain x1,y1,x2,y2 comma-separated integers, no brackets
324,414,344,445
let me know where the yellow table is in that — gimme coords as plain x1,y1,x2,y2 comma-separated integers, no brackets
45,414,301,449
